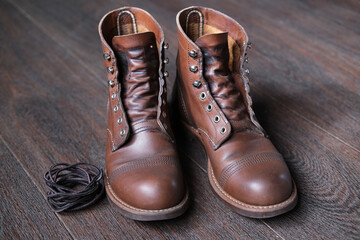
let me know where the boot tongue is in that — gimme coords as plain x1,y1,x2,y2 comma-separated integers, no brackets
195,32,229,52
112,31,156,50
195,32,248,122
111,32,160,124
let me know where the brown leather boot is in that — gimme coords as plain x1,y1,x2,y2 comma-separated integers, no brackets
176,6,297,218
98,7,188,221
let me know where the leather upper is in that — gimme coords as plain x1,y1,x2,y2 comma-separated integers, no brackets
176,6,294,206
99,7,185,210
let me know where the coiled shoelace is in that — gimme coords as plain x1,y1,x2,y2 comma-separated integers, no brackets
43,163,104,212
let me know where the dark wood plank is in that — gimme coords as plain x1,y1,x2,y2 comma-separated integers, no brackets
8,0,360,149
1,0,359,238
180,85,360,239
0,138,73,239
0,1,279,239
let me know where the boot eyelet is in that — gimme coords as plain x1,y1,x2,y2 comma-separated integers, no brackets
163,58,169,64
120,129,126,136
162,112,167,118
193,80,201,88
117,117,122,124
189,65,198,73
189,50,197,58
214,115,220,123
220,127,226,134
114,105,118,112
200,92,206,100
245,69,250,74
207,104,212,112
164,43,169,49
103,53,111,61
111,92,116,100
164,71,169,77
107,66,114,74
108,80,115,87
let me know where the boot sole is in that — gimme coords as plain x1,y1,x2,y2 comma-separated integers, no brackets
182,121,298,218
105,171,190,221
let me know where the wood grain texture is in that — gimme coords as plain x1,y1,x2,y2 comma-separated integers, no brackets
0,138,73,240
9,0,360,149
0,0,359,239
0,0,277,239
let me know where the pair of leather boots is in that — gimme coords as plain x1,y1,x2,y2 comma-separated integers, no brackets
98,6,297,221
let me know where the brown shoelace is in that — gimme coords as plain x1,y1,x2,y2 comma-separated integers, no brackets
43,163,105,212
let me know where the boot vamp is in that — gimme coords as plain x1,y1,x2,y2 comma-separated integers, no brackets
106,130,185,210
209,132,293,206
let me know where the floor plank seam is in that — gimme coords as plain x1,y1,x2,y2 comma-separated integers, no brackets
0,135,77,240
261,220,285,240
251,87,360,153
6,0,106,92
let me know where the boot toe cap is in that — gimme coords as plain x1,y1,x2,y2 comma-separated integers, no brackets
109,163,185,210
222,155,293,206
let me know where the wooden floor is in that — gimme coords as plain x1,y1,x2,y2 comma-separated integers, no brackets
1,0,359,239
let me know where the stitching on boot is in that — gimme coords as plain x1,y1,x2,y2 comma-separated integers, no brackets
108,155,178,185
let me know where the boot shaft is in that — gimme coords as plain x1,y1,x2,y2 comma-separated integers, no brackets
99,7,173,151
176,6,264,149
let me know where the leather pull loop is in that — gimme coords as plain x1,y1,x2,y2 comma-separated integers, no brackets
43,163,105,212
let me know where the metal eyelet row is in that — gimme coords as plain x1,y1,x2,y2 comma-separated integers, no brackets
199,92,225,131
163,43,169,79
161,44,169,133
242,41,252,75
188,49,198,73
189,50,227,135
103,51,127,139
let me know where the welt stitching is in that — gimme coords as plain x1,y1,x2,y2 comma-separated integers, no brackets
210,165,295,209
